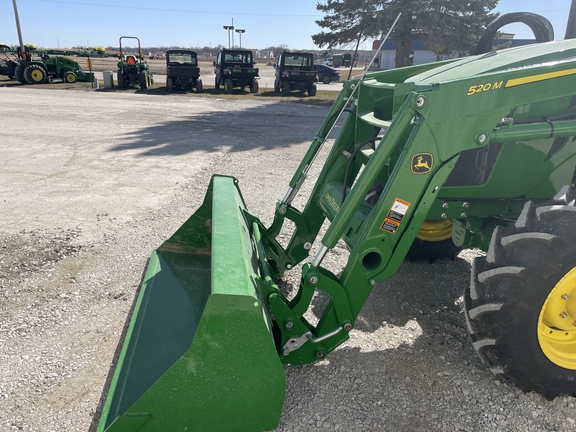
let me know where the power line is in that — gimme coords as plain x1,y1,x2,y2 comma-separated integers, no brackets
33,0,322,17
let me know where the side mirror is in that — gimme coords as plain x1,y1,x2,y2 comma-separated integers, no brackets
213,61,216,66
273,63,277,69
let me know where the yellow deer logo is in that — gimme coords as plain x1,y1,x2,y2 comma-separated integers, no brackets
411,153,433,174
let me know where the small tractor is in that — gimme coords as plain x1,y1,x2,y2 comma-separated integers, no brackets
98,5,576,432
214,48,259,93
274,50,318,96
165,49,202,92
10,46,94,85
116,36,152,89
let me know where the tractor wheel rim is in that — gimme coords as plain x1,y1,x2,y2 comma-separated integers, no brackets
31,70,43,81
416,219,453,242
538,265,576,369
66,75,74,82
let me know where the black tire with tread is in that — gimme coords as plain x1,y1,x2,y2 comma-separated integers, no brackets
224,79,233,93
308,83,317,97
15,63,25,83
24,64,47,84
139,70,148,89
117,70,124,88
64,71,77,83
215,76,220,90
166,77,173,92
196,79,203,93
465,187,576,399
282,80,291,94
250,80,258,94
406,238,461,262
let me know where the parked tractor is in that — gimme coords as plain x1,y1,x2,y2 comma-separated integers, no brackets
274,50,318,96
9,45,94,85
214,48,259,93
116,36,152,89
165,49,202,92
98,6,576,432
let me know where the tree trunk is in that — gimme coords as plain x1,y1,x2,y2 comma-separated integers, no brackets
393,7,414,68
394,38,412,68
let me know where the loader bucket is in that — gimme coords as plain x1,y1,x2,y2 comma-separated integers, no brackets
97,175,286,432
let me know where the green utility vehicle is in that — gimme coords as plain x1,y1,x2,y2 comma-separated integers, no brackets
274,51,318,96
98,7,576,432
214,48,259,93
116,36,152,89
165,49,202,92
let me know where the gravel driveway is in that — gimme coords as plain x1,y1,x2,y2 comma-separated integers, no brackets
0,86,575,432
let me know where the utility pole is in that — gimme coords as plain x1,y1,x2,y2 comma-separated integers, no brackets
11,0,25,57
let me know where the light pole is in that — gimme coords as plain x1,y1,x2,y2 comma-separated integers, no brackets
235,29,245,48
223,25,234,48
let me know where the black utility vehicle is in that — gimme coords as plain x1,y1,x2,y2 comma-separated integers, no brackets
274,51,317,96
214,48,259,93
165,49,202,92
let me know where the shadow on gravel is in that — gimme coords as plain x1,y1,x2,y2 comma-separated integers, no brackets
109,101,331,157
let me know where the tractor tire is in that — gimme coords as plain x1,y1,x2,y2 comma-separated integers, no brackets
196,79,203,93
24,64,47,84
274,80,280,92
14,63,25,83
224,79,233,93
215,76,220,90
117,70,124,88
282,80,291,94
465,190,576,399
166,77,173,92
322,75,331,84
139,70,148,89
250,80,259,94
406,238,461,262
308,83,317,97
64,71,77,83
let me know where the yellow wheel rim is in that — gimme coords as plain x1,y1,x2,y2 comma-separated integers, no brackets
416,219,453,242
30,69,44,82
538,266,576,369
66,74,75,83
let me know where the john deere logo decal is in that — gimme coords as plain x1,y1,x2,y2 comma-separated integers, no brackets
411,153,433,174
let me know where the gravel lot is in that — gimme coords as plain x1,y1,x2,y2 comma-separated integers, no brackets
1,86,575,432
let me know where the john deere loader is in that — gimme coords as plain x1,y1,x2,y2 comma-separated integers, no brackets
98,6,576,432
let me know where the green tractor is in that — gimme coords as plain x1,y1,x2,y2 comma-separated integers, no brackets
12,46,94,84
116,36,152,89
97,6,576,432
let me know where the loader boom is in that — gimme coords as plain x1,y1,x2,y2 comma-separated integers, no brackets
99,23,576,432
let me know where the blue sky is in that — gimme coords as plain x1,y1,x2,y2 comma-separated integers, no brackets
0,0,572,50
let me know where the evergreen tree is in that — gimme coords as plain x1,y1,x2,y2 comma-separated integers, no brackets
313,0,499,68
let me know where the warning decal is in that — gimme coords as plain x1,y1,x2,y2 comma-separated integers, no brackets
381,198,411,233
381,219,399,233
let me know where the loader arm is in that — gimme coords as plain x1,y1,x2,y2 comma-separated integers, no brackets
99,36,576,432
269,40,576,365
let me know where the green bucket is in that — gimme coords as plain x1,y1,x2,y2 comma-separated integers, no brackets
97,175,286,432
